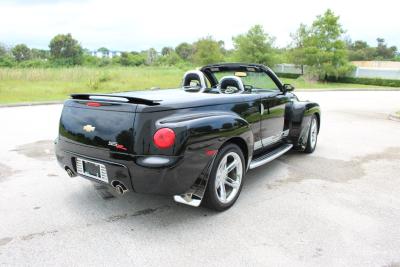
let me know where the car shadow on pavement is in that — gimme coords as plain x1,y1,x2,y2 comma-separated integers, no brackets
62,151,308,230
64,179,213,225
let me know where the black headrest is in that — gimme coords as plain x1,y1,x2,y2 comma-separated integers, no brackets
219,76,244,92
182,70,206,90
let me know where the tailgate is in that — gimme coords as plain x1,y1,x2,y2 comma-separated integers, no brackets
59,99,137,153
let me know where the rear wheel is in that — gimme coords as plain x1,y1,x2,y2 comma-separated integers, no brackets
203,144,245,211
304,114,318,153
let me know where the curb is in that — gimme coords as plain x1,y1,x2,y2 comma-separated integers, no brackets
0,101,63,108
388,113,400,122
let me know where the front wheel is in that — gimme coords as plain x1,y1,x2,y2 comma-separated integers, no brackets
304,114,319,153
203,144,245,211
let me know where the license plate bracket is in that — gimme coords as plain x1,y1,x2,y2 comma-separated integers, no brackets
76,158,108,183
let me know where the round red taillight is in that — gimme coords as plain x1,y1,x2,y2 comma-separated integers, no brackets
153,128,175,149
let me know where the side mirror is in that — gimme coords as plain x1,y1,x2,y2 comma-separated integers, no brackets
282,84,295,92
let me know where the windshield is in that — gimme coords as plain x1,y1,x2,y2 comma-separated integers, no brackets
212,70,279,92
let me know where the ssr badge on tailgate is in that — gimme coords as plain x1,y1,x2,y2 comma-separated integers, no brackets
108,141,128,151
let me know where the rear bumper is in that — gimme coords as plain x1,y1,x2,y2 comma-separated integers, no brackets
55,138,212,196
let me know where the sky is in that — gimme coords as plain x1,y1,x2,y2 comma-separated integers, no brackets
0,0,399,51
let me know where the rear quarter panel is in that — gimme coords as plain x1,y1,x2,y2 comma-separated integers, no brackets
133,103,256,158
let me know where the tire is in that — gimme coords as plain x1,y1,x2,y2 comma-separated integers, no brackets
203,144,245,211
92,182,115,199
304,114,318,153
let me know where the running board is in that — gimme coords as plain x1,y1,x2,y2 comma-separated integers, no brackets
249,144,293,169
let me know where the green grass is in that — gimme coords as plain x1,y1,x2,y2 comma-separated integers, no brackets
396,111,400,116
0,67,186,104
0,67,396,104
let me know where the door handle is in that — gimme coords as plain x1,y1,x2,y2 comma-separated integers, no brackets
260,103,264,115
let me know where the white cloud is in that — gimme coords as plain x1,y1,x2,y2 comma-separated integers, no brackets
1,0,399,51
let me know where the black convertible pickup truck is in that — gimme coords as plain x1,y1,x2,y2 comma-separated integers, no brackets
55,63,320,211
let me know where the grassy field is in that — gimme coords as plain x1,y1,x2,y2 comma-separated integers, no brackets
0,67,396,104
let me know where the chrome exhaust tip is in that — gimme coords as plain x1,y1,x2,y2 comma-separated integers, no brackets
111,181,128,195
65,167,76,178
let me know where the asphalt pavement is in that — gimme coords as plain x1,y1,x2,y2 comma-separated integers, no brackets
0,91,400,266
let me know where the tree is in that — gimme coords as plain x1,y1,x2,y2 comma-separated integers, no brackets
31,48,50,59
118,52,146,66
375,38,397,60
232,25,276,66
175,42,194,61
0,43,15,67
288,23,309,73
146,48,158,65
347,38,397,61
161,46,173,56
49,33,83,65
290,9,354,80
347,40,376,61
97,47,109,57
11,44,31,62
352,40,369,50
0,43,7,58
193,36,224,65
155,51,182,66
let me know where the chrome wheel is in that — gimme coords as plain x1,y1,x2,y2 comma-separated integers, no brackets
310,117,318,149
214,151,243,204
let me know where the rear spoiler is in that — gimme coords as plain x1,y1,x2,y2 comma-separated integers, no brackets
70,94,161,106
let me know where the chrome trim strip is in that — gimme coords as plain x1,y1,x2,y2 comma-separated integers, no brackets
260,130,290,147
249,144,293,169
261,134,282,147
253,140,263,150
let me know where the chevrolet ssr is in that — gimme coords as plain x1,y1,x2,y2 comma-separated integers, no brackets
55,63,321,211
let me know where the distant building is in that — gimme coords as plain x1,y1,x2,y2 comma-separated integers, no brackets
90,50,122,58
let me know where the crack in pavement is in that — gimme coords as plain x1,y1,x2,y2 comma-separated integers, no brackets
21,230,58,241
0,206,170,247
105,205,170,222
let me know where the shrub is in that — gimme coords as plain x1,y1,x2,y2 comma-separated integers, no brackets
117,52,146,66
275,73,301,79
155,52,183,66
82,54,101,66
327,76,400,87
18,59,50,68
0,55,16,67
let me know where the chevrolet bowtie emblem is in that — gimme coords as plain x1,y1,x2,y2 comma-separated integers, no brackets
83,124,95,133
